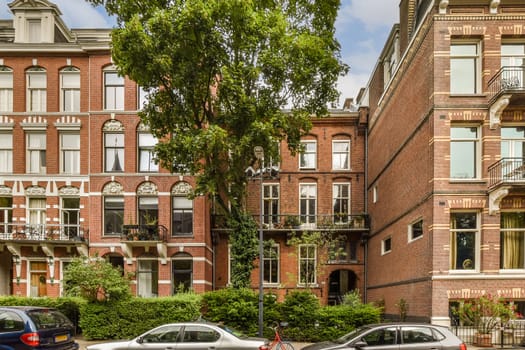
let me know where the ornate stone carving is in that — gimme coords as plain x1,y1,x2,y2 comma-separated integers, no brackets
102,181,123,195
103,119,124,132
59,186,80,196
137,181,158,195
0,185,12,195
171,182,192,195
490,94,511,129
25,186,46,196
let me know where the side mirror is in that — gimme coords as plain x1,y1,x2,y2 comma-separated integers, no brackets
136,337,144,344
354,341,367,349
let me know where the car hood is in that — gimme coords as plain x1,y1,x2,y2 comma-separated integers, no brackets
301,341,343,350
86,340,132,350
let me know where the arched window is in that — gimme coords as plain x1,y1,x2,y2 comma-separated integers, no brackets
103,120,125,172
103,66,124,110
26,67,46,112
60,67,80,112
0,66,13,112
102,181,124,236
171,182,193,236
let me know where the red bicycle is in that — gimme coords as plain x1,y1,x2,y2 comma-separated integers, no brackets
261,322,294,350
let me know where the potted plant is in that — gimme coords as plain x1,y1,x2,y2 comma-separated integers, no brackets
283,215,301,229
453,294,517,347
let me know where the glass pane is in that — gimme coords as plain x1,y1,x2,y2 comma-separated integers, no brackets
450,59,476,93
450,142,475,178
61,134,80,148
61,73,80,88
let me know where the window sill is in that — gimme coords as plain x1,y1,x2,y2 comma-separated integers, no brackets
449,93,487,98
448,269,479,274
449,179,485,184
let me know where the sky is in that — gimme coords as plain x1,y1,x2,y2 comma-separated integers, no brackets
0,0,399,107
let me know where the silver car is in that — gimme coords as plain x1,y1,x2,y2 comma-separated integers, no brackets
86,322,267,350
301,323,467,350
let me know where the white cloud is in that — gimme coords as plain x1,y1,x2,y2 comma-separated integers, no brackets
337,0,398,33
49,0,114,28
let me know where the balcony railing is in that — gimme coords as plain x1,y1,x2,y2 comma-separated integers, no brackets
121,224,168,242
212,213,369,230
488,66,525,102
488,157,525,189
0,223,88,242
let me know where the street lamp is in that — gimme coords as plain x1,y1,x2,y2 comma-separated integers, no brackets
253,146,264,337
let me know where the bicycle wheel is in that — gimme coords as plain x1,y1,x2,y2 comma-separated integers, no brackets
276,342,294,350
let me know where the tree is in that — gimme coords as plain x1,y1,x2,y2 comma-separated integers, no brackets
87,0,348,287
63,256,132,302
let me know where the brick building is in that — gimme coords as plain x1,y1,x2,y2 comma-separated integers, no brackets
0,0,368,305
362,0,525,324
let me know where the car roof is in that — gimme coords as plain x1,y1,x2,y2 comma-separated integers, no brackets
363,323,448,328
0,306,56,311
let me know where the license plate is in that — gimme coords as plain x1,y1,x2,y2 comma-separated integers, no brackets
55,334,69,342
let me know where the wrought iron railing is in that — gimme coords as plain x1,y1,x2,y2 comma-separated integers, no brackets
488,66,525,102
121,224,168,242
488,157,525,188
0,223,87,241
212,213,369,230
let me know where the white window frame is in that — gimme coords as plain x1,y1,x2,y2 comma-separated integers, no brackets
27,19,41,43
450,125,480,180
0,67,13,112
26,132,46,174
299,140,317,169
263,243,280,285
333,183,350,224
60,133,80,174
172,195,193,236
299,183,317,227
60,67,80,112
104,133,125,172
0,131,13,173
298,244,317,286
138,132,158,172
450,211,480,272
332,140,350,170
137,258,159,298
104,68,124,110
408,218,423,242
500,212,525,271
263,184,279,228
26,68,46,112
450,41,481,94
381,236,392,255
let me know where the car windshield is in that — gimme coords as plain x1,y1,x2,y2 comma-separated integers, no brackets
217,324,248,339
27,310,73,330
333,326,373,344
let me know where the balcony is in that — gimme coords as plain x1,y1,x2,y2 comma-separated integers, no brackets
488,158,525,214
212,213,369,231
488,66,525,128
0,223,89,257
121,224,168,264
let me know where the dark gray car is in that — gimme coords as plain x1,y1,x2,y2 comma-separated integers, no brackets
302,323,467,350
86,322,267,350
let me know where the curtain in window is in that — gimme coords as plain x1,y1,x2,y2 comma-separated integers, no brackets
501,213,524,269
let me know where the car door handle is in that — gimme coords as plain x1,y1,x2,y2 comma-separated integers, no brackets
166,347,175,350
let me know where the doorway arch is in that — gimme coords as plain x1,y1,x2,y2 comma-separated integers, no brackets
328,269,357,305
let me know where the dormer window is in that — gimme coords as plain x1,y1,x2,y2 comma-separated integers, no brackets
27,19,41,43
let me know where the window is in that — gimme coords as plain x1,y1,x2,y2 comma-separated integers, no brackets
0,310,24,332
61,197,80,239
401,326,437,344
104,196,124,236
409,219,423,241
138,197,158,227
501,43,525,88
26,68,46,112
450,126,479,179
333,183,350,224
0,197,12,235
104,70,124,110
172,253,193,293
384,35,400,86
142,325,182,343
172,196,193,236
27,19,41,43
329,236,357,262
137,259,158,297
0,132,12,173
450,212,478,270
26,133,46,174
263,244,279,284
107,255,124,276
0,67,13,112
299,140,316,169
362,327,397,346
138,86,149,110
105,133,124,172
138,132,158,172
27,197,46,239
450,42,480,94
60,67,80,112
181,325,220,343
500,212,525,269
263,184,279,227
60,133,80,174
299,244,316,285
299,184,317,226
501,127,525,179
382,236,392,255
373,186,378,203
332,140,350,170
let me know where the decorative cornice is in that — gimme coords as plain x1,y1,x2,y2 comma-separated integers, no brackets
25,185,46,196
54,115,82,130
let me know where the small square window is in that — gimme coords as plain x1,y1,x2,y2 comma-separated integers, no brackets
382,236,392,255
409,219,423,241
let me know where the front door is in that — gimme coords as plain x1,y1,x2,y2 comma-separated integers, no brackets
30,261,47,297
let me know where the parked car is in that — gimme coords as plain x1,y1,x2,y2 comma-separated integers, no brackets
86,322,268,350
0,306,79,350
302,323,467,350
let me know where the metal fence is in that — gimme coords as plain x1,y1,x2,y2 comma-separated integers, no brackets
452,322,525,347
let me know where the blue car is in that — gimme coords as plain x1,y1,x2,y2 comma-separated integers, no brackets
0,306,79,350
